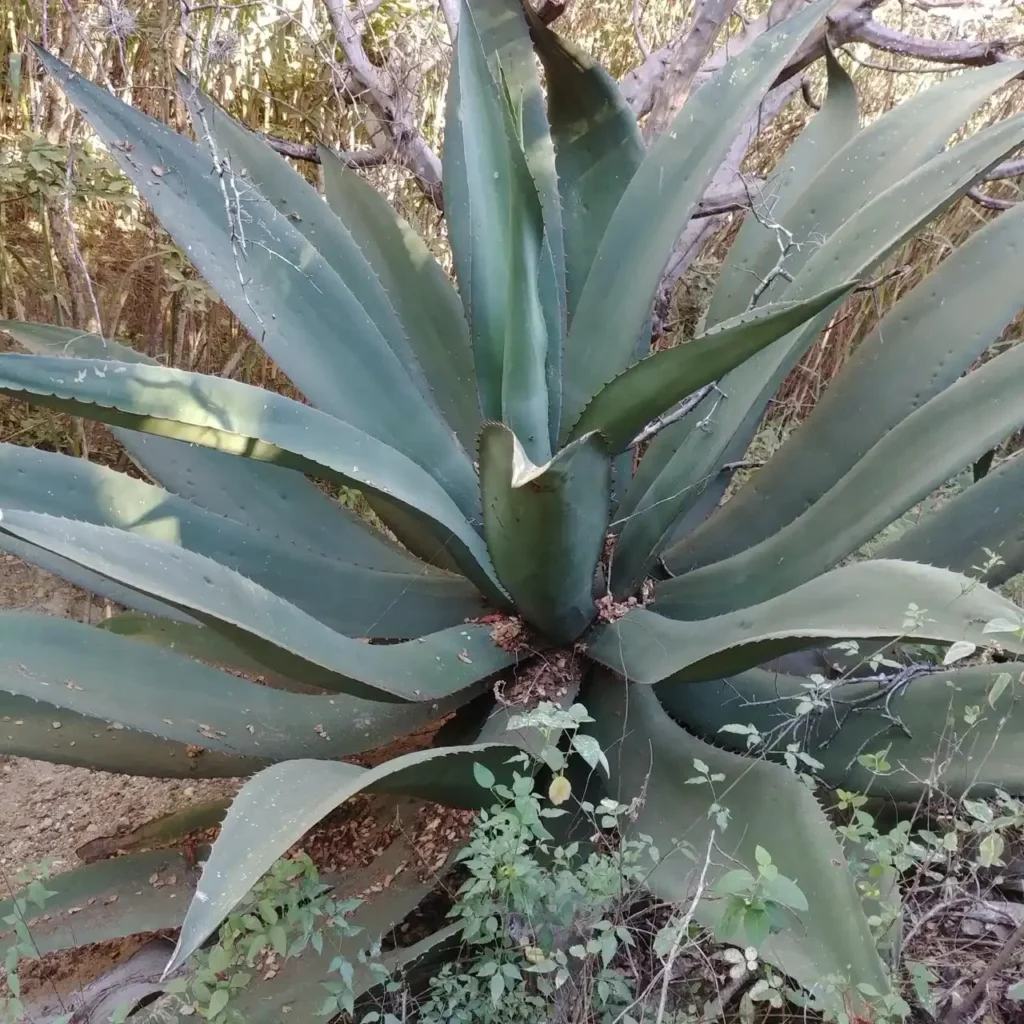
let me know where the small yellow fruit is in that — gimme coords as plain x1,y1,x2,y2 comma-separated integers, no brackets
548,774,572,805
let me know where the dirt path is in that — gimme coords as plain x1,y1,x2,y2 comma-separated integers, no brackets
0,555,237,891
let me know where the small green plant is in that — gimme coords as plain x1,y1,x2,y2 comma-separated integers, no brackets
162,853,365,1022
2,861,63,1024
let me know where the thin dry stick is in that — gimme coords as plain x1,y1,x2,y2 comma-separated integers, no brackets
654,831,716,1023
941,914,1024,1024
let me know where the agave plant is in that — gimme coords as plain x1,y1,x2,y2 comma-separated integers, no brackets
4,0,1024,1014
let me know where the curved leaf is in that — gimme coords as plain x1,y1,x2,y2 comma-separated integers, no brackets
612,108,1024,589
710,59,1024,320
0,612,470,775
656,663,1024,801
474,0,566,440
668,200,1024,573
616,45,856,549
570,287,850,452
98,612,309,689
444,0,550,457
882,452,1024,586
588,560,1024,685
0,319,408,567
166,742,521,973
526,12,643,323
33,49,478,515
319,149,479,449
659,341,1024,618
705,43,859,326
559,0,836,435
0,354,503,599
0,850,198,956
586,678,887,1004
480,422,609,642
179,77,478,467
0,510,515,703
0,528,192,622
0,442,488,637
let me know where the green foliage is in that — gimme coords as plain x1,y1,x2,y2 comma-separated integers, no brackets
2,861,61,1024
4,0,1024,1018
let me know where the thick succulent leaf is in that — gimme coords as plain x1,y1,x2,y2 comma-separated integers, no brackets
668,200,1024,573
179,77,478,465
570,287,850,453
0,321,406,570
660,341,1024,618
705,43,859,326
480,422,609,642
319,149,480,450
34,51,479,514
0,354,503,598
0,528,191,621
444,0,550,457
166,742,521,973
98,612,308,689
881,453,1024,586
0,510,514,703
656,663,1024,801
586,678,887,1002
525,11,643,323
473,0,566,439
0,850,198,956
588,560,1024,685
0,319,449,571
613,109,1024,588
709,59,1024,321
0,612,468,775
559,0,836,435
0,442,487,638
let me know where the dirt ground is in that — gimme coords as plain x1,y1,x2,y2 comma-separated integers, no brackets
0,554,238,894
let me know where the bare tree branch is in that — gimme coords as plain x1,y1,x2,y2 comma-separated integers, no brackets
644,0,738,140
984,157,1024,182
320,0,444,204
624,0,1022,119
260,135,392,167
845,11,1022,65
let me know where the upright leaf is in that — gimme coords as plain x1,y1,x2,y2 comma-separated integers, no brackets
669,200,1024,573
705,43,859,325
444,0,550,458
612,108,1024,588
708,59,1024,321
569,288,850,453
319,149,480,450
559,0,836,435
480,422,610,642
473,0,566,440
526,12,643,323
34,48,477,516
588,560,1024,685
659,341,1024,618
179,76,478,452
